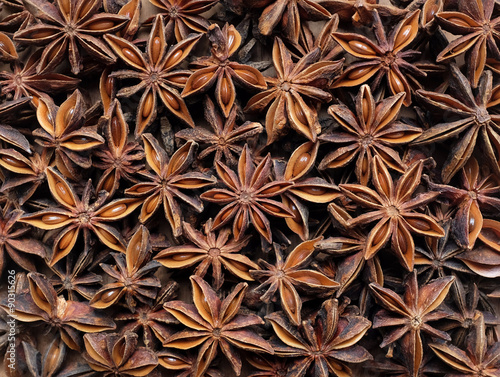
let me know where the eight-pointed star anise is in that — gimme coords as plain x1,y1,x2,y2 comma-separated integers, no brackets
329,156,445,271
13,0,129,74
163,275,274,377
105,15,200,135
200,144,293,243
155,219,258,290
245,37,343,144
125,135,216,237
319,85,422,185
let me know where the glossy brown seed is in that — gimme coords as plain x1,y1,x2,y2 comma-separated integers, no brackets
142,93,154,118
1,156,29,169
162,91,180,110
406,218,431,231
100,203,127,218
192,73,212,89
292,153,311,177
152,37,162,64
221,77,231,105
100,289,121,303
348,66,374,80
294,102,307,125
234,69,259,84
446,16,471,28
146,195,160,214
348,40,376,55
42,214,69,224
59,229,76,250
394,25,412,49
99,228,118,244
165,49,183,68
122,47,143,66
301,186,327,195
87,20,115,30
55,181,74,205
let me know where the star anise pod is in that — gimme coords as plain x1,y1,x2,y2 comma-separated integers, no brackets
13,0,129,74
105,15,200,135
251,238,339,326
319,85,422,185
319,0,407,26
411,65,500,182
2,272,116,351
200,144,293,243
90,225,161,312
182,23,267,117
19,167,142,265
175,96,263,166
23,337,94,377
266,298,372,377
0,49,80,104
370,271,454,377
426,158,500,249
32,90,105,180
329,156,444,271
163,275,274,377
155,220,258,290
0,97,32,154
430,312,500,377
0,205,45,276
332,10,424,106
125,135,216,237
147,0,219,43
247,354,290,377
83,331,158,376
93,99,145,197
435,0,500,87
115,281,178,347
0,148,51,205
245,37,343,144
157,350,223,377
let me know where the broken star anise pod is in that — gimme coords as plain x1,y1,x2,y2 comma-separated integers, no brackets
182,23,267,117
245,37,343,144
105,15,200,135
2,272,116,351
19,167,142,265
155,219,258,290
90,225,161,312
251,238,339,326
125,135,216,237
13,0,129,74
329,156,444,271
319,84,422,185
83,331,158,376
332,10,424,106
200,144,293,243
266,298,372,377
163,275,274,377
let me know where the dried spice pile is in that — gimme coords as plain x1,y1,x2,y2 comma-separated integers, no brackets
1,0,500,376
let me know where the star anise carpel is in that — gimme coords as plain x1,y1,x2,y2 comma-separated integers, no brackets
19,167,142,266
13,0,129,74
105,15,200,135
329,156,444,271
319,84,422,185
163,275,274,377
182,23,267,117
125,135,216,237
200,144,293,243
332,10,425,106
245,37,343,144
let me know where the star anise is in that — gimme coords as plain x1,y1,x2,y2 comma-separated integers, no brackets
251,238,339,326
435,0,500,87
245,37,343,143
411,65,500,182
329,156,444,271
175,96,263,166
332,10,424,106
182,23,267,117
0,97,32,154
105,15,200,135
0,148,51,205
0,49,80,104
430,312,500,377
319,0,407,26
155,220,258,290
93,99,145,197
147,0,219,43
32,90,105,180
115,281,178,347
266,298,372,377
125,135,216,237
2,272,116,351
19,167,142,265
250,0,331,44
370,272,454,377
200,144,293,243
319,85,422,185
426,158,500,249
0,205,45,277
83,331,158,376
13,0,129,74
247,354,290,377
163,275,274,377
90,225,161,312
157,350,223,377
